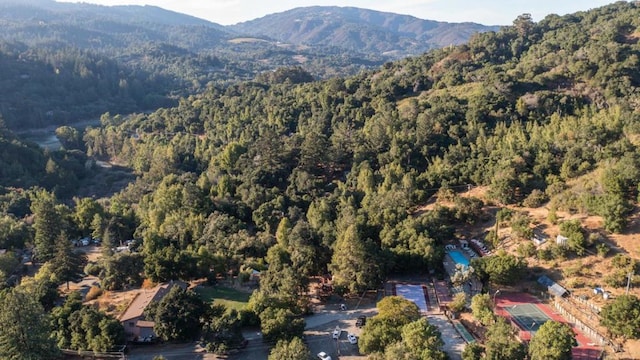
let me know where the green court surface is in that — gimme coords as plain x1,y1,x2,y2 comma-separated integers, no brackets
453,321,475,343
504,303,551,334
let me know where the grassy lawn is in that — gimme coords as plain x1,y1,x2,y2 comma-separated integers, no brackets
196,285,251,311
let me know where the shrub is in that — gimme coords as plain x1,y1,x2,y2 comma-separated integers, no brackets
550,244,568,260
516,242,537,258
522,189,548,208
84,262,102,276
547,207,558,224
437,186,457,202
85,286,103,301
596,243,610,258
449,292,468,313
141,278,156,289
537,248,553,261
603,270,628,288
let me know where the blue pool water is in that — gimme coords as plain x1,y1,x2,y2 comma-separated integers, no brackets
448,250,470,267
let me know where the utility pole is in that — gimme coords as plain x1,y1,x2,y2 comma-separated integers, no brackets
626,270,633,294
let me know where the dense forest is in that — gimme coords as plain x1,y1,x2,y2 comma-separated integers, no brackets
1,1,640,359
0,0,494,130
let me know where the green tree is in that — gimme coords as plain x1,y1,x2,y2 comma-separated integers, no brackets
358,317,402,354
377,296,421,325
0,288,59,359
359,296,422,354
50,232,87,289
484,317,527,360
145,285,207,341
329,223,383,294
30,189,63,262
259,306,305,343
474,250,527,285
100,252,144,290
50,292,84,350
600,295,640,339
470,293,495,325
62,306,125,352
528,321,576,360
400,318,447,360
0,251,19,286
559,219,586,255
55,126,84,151
18,276,60,311
202,305,245,354
268,337,310,360
462,342,484,360
73,197,104,236
449,292,468,313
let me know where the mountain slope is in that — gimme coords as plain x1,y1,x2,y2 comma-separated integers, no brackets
0,0,231,50
231,6,500,57
0,0,500,130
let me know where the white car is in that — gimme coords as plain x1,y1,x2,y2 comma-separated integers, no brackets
332,326,341,339
317,351,332,360
348,333,358,344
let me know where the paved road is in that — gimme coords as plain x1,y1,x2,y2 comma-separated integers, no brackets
127,343,216,360
305,304,378,330
127,304,378,360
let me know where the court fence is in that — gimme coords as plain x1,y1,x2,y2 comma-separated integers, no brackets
553,299,623,353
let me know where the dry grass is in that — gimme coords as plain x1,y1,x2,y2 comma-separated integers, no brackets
227,37,268,44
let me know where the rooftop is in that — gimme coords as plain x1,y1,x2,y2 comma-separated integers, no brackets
119,281,187,322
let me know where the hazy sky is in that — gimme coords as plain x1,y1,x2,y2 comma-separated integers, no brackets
57,0,617,26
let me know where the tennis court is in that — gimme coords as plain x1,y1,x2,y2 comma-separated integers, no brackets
504,303,551,335
396,284,428,314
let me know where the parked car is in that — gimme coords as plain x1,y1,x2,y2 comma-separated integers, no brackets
356,316,366,328
80,237,90,246
332,326,341,339
348,333,358,344
317,351,332,360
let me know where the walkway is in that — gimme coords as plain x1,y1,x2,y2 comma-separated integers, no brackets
427,315,465,360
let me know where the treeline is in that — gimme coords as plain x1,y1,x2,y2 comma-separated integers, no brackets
0,42,177,129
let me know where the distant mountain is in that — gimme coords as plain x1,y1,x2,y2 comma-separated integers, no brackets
0,0,231,50
231,6,500,57
0,0,501,130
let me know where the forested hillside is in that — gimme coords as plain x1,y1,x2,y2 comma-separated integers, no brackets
0,0,493,130
69,0,640,283
1,2,640,358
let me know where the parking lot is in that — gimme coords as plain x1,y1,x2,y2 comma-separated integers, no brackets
231,303,377,360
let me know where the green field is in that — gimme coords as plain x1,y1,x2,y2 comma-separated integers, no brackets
195,285,251,311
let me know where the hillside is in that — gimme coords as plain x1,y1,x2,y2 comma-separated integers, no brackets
231,6,499,58
0,0,498,130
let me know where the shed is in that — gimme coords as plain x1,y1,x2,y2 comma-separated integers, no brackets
556,235,568,246
538,275,568,297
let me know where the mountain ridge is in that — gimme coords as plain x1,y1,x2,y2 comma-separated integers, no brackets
230,6,500,57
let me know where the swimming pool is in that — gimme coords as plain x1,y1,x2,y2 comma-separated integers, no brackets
448,250,470,267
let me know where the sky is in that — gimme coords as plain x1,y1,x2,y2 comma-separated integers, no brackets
56,0,617,26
